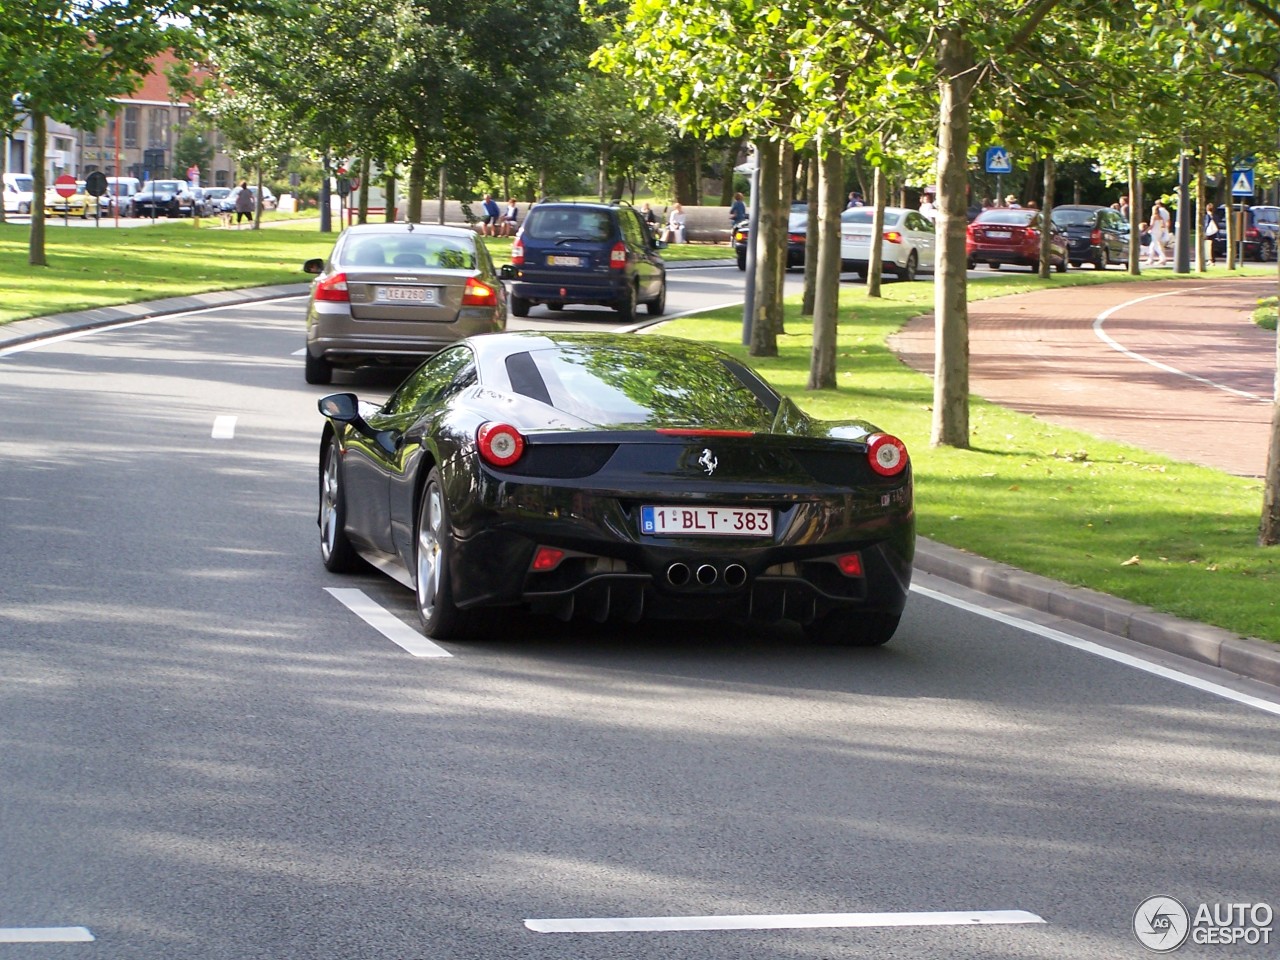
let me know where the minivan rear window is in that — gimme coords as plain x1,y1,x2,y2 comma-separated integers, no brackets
524,208,615,243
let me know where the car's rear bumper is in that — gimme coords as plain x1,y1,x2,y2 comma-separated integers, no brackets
509,270,629,306
307,303,504,366
442,473,915,624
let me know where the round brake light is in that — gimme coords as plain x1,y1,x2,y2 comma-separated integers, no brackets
477,422,525,467
867,434,908,477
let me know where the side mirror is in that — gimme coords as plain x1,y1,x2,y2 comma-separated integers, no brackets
317,393,359,422
303,258,325,275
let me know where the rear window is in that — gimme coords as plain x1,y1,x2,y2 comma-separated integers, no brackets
523,207,616,243
339,234,476,270
505,343,779,429
1052,209,1097,227
841,209,903,227
975,210,1036,226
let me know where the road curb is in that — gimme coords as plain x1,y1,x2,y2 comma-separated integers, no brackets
914,538,1280,685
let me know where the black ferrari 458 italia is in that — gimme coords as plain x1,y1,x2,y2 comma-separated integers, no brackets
316,332,915,645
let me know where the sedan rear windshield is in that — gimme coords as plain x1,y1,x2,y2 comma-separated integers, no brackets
975,210,1036,226
339,235,476,270
505,343,780,429
1051,209,1098,227
841,209,903,227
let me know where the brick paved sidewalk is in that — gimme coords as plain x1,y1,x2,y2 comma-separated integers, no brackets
889,276,1277,478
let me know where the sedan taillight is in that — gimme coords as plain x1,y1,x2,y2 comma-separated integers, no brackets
883,230,903,244
867,434,909,477
477,422,525,467
462,277,497,306
314,272,349,302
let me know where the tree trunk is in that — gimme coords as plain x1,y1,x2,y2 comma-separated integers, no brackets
720,138,742,207
774,139,793,330
384,173,397,223
867,165,887,298
597,143,609,202
808,138,843,390
28,113,48,266
1127,153,1141,274
750,138,781,358
407,150,425,223
1196,145,1207,273
357,156,371,224
1263,335,1280,544
1038,153,1054,277
930,23,975,449
802,149,818,316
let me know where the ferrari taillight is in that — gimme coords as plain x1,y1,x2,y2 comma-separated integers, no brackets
314,272,349,302
477,422,525,467
836,553,864,577
511,237,525,265
462,277,497,306
609,242,627,269
867,434,908,477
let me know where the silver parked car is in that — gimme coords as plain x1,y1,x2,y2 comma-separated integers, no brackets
302,223,508,384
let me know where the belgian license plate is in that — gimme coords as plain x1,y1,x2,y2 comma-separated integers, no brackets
986,230,1011,239
377,286,433,303
547,255,582,267
641,505,773,537
844,231,870,241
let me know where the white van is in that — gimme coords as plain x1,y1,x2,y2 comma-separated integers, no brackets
104,176,141,216
3,172,35,215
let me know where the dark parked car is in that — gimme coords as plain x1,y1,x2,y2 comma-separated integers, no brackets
302,222,507,384
133,179,194,218
1212,206,1278,261
733,202,809,271
966,208,1069,273
502,201,666,321
1050,204,1128,269
316,332,915,646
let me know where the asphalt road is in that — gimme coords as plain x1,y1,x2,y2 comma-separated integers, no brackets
2,269,1278,959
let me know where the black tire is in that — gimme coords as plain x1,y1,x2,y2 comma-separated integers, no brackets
1095,247,1108,270
991,262,1001,270
614,282,637,322
646,280,666,316
305,349,333,385
1056,255,1068,274
547,302,564,312
805,611,901,647
415,470,480,640
319,437,361,573
896,250,919,282
966,258,975,271
736,250,747,271
511,295,531,318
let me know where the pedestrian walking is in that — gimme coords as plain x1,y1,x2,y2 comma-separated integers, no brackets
233,181,255,226
1148,200,1171,265
728,192,747,225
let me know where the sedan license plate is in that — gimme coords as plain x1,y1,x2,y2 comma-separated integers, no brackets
641,505,773,537
376,285,434,303
546,255,583,267
985,230,1012,239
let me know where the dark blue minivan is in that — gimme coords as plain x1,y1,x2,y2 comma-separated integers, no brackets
503,202,666,322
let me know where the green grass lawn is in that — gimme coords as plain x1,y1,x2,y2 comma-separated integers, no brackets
3,220,1276,642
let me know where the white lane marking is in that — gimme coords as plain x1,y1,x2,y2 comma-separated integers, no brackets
292,347,306,356
525,909,1045,934
211,415,237,439
325,587,452,658
0,927,95,943
1093,288,1271,402
912,583,1280,717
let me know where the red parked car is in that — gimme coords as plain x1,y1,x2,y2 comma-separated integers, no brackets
966,208,1069,273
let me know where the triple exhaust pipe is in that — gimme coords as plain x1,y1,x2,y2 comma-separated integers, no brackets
666,562,748,588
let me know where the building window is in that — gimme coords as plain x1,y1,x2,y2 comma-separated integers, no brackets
148,108,169,149
85,127,98,147
124,108,139,148
215,169,229,187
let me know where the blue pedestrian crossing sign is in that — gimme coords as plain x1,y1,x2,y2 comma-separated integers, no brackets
985,146,1012,174
1231,169,1255,197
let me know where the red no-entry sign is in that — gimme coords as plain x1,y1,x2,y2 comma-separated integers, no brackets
54,174,77,198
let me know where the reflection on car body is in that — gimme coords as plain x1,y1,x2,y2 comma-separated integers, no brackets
316,331,915,647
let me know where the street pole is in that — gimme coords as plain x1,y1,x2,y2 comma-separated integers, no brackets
320,154,332,233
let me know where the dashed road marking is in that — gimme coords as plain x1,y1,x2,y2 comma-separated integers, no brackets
325,587,452,658
0,927,95,943
525,909,1045,934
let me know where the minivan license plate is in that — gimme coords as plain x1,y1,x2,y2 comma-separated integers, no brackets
641,505,773,537
547,255,582,267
